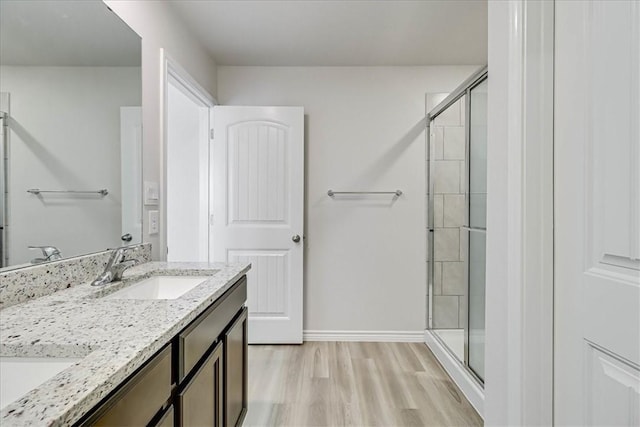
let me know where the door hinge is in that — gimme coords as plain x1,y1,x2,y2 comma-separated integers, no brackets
210,129,214,139
209,214,214,225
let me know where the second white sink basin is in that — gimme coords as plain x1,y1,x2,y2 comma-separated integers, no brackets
0,357,82,409
102,276,211,300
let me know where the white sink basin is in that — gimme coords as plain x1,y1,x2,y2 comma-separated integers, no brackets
0,357,81,409
102,276,211,300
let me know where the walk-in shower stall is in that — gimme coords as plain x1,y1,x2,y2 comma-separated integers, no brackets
426,67,488,388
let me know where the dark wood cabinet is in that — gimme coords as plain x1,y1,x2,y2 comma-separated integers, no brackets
178,277,247,382
76,276,248,427
176,277,247,426
223,307,248,427
178,341,224,427
80,345,172,427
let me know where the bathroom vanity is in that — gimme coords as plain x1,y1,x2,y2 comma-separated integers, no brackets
79,277,247,427
0,256,250,427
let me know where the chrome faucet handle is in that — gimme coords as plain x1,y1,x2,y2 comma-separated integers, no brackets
112,259,138,281
106,246,131,266
91,247,138,286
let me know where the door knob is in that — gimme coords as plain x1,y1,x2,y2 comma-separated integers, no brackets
292,234,301,243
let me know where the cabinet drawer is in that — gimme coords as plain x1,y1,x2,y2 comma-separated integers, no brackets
90,345,172,426
178,276,246,381
179,341,224,427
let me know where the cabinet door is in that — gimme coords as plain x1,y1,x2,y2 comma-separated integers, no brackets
179,341,224,427
224,308,248,427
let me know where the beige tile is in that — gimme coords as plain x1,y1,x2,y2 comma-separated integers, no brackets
442,262,466,295
443,127,466,160
443,194,466,228
433,296,459,329
459,229,468,262
434,262,443,295
433,161,460,194
459,159,467,193
434,228,460,261
433,194,444,228
430,126,444,160
459,295,468,329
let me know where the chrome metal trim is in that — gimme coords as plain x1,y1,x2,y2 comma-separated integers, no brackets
427,65,488,121
426,122,434,329
0,112,6,267
463,87,472,373
461,226,487,233
429,329,485,388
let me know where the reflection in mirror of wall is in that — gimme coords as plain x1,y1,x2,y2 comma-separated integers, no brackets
0,0,142,271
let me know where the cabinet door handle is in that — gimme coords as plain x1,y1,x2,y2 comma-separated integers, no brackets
292,235,301,243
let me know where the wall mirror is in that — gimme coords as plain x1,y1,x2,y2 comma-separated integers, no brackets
0,0,142,271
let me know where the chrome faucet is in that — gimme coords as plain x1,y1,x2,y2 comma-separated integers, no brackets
91,247,137,286
29,245,63,263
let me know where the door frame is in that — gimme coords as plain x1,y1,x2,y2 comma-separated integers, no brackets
484,1,554,425
161,50,217,260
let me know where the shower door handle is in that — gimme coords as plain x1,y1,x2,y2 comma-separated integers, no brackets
460,226,487,234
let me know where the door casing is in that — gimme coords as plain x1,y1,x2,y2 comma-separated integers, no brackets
484,1,554,425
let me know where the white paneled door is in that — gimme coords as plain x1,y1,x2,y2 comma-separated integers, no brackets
555,1,640,425
211,106,304,344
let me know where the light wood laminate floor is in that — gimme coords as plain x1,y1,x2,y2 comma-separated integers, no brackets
245,342,483,427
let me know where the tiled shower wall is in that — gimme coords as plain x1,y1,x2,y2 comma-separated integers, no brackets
428,96,467,329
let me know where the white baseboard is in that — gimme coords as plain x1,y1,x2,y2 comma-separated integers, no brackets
424,329,484,418
303,330,425,342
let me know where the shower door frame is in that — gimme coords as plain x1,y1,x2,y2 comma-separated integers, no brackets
0,111,6,268
0,93,9,268
427,66,488,386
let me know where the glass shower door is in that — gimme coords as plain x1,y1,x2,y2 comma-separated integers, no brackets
427,68,487,386
429,96,467,363
466,79,488,381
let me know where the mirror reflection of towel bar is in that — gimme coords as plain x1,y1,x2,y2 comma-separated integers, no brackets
327,190,402,197
27,188,108,196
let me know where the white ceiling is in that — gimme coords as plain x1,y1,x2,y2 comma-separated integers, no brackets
0,0,140,67
168,0,487,66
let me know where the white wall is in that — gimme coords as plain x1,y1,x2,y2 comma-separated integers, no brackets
218,66,477,334
0,66,140,265
104,0,218,260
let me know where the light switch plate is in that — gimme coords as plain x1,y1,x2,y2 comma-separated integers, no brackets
144,181,159,206
148,210,159,235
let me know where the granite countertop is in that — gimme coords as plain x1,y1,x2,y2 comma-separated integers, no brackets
0,261,250,427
